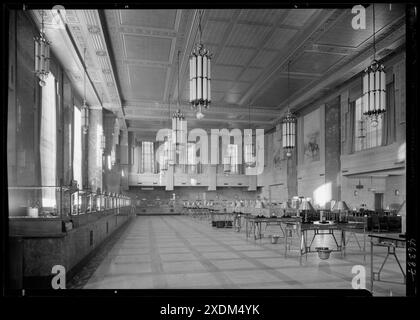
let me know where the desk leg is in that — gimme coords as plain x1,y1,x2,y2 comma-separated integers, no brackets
370,241,374,292
245,220,247,238
363,231,366,262
246,219,249,239
308,230,316,251
342,230,346,257
331,231,340,250
354,232,362,250
393,250,406,283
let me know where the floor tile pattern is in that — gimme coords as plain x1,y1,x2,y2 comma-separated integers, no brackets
72,216,406,296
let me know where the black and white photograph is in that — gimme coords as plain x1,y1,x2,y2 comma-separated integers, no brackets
2,1,419,310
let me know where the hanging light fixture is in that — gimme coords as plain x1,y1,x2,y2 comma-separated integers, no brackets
173,51,186,155
172,109,185,154
81,47,89,134
34,10,51,87
189,10,212,116
244,103,256,168
362,3,386,127
282,60,297,157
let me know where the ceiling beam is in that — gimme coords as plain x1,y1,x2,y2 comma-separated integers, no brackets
274,17,406,119
125,115,273,125
97,9,126,130
238,9,343,106
123,102,282,117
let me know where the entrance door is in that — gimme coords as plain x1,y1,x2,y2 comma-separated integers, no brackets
374,193,384,211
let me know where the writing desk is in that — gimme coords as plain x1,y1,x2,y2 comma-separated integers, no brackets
244,216,300,241
368,234,406,291
340,222,369,261
300,222,343,254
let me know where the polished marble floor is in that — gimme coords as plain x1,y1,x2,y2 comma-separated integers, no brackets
73,215,406,296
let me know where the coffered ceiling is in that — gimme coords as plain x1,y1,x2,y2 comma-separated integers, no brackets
32,5,406,136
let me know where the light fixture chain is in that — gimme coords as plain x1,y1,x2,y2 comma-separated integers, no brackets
287,60,291,113
83,47,86,103
41,10,45,34
177,50,180,106
373,3,376,61
198,10,203,45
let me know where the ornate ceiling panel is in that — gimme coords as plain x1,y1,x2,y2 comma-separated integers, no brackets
35,6,405,134
254,77,313,108
282,9,317,27
127,65,167,100
119,10,178,30
237,9,282,25
226,24,271,48
123,34,173,62
290,51,346,74
264,28,299,50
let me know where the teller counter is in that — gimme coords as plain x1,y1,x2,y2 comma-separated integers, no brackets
7,186,134,289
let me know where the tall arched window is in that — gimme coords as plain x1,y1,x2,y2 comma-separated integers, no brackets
73,106,82,188
141,141,154,173
40,74,56,208
187,142,197,174
228,144,239,174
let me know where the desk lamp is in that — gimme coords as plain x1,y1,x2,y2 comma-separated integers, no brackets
332,200,350,222
299,200,315,223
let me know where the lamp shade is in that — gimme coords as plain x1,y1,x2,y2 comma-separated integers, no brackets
299,200,315,211
332,201,350,212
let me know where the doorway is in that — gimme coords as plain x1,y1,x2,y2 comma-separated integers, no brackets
374,193,384,211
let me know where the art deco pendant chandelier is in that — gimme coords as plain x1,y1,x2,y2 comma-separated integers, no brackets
173,51,185,155
362,3,386,127
282,61,297,157
189,10,212,118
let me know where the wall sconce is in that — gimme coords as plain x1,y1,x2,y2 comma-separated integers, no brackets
395,189,400,196
354,190,358,196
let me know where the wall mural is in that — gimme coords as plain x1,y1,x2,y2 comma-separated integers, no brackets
303,108,321,163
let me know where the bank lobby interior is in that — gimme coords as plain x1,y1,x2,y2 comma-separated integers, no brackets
6,6,408,296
